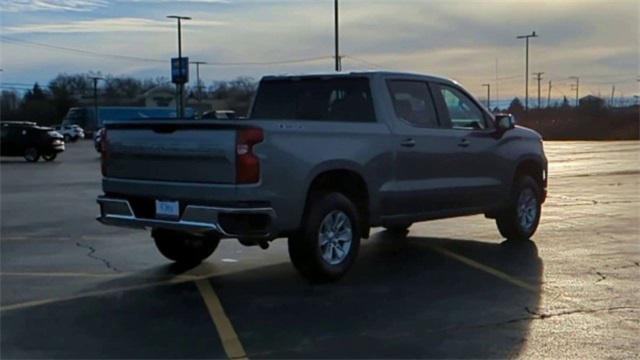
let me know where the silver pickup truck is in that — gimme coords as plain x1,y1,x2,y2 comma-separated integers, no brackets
97,71,547,282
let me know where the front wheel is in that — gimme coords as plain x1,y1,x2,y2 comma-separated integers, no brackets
496,175,542,241
288,192,361,283
42,153,57,162
152,229,220,264
24,147,40,162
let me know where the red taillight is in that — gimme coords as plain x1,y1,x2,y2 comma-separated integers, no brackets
100,129,108,176
236,128,263,184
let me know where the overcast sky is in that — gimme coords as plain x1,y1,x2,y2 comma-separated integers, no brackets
1,0,638,101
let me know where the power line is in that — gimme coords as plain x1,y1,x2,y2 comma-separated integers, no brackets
343,55,384,69
0,35,332,67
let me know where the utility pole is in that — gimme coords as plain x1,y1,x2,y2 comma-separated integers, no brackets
334,0,341,72
167,15,191,118
610,85,615,107
191,61,207,104
516,31,538,111
533,72,544,108
569,76,580,107
90,77,103,128
547,80,552,107
482,83,491,109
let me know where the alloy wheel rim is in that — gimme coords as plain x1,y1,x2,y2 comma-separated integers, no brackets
318,210,353,265
25,149,37,161
517,188,538,231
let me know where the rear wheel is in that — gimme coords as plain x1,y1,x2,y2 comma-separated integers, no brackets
24,147,40,162
496,175,542,241
288,192,361,283
152,229,220,264
42,153,57,162
63,134,71,142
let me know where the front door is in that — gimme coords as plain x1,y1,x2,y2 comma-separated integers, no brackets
430,83,505,210
385,79,464,217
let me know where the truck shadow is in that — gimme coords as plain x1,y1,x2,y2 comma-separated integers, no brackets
1,233,542,359
205,231,543,359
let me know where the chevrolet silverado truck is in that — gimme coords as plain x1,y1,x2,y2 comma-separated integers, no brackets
97,71,547,282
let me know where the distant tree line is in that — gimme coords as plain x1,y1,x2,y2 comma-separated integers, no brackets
0,72,258,126
502,97,639,140
1,73,638,139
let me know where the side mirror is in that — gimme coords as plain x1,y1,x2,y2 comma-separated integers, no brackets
495,113,516,131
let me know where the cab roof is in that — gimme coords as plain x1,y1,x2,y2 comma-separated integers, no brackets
261,70,458,85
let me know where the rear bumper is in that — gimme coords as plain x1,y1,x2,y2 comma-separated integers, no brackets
97,196,276,238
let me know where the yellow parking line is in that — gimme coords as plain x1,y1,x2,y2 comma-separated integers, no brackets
0,271,128,278
195,279,248,360
427,244,539,293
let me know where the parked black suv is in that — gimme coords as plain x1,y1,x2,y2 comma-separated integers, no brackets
0,122,65,162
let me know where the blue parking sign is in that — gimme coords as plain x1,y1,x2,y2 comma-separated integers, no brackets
171,57,189,84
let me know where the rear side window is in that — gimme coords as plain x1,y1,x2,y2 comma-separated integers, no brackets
251,78,376,122
387,80,438,128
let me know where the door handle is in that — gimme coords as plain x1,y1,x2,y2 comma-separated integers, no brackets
458,138,470,148
400,138,416,147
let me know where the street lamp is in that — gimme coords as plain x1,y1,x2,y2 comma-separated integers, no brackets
190,61,207,104
482,83,491,109
334,0,341,72
167,15,191,118
90,77,103,129
517,31,538,111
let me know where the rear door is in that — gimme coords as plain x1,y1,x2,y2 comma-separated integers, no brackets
385,79,463,216
430,82,504,210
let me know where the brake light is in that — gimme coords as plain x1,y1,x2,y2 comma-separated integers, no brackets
236,128,263,183
100,129,108,176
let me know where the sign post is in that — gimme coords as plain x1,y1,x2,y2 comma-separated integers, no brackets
171,57,189,118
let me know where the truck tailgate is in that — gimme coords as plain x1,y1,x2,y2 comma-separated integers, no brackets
104,122,236,184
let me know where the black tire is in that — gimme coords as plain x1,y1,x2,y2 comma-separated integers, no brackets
42,153,57,162
63,134,71,142
152,229,220,264
288,192,361,283
496,175,542,241
24,147,40,162
384,223,412,233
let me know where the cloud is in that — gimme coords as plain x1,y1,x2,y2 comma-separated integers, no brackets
3,17,227,34
1,0,108,12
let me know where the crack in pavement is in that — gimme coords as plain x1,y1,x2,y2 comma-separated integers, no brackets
523,306,637,320
75,241,120,273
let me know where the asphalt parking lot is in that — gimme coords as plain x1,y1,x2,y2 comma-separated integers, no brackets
1,140,639,359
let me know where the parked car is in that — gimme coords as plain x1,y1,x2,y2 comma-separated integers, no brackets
97,71,547,282
201,110,237,120
94,128,104,153
1,121,65,162
53,124,85,142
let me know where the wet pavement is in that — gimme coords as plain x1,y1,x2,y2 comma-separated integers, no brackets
1,140,639,358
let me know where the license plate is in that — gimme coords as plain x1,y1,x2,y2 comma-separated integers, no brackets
155,200,179,219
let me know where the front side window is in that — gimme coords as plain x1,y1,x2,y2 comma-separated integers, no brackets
436,85,487,130
387,80,438,128
251,77,376,122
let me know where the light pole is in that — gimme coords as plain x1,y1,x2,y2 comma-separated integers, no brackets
191,61,206,98
517,31,538,111
191,61,207,112
533,72,544,108
334,0,341,72
482,83,491,109
167,15,191,118
90,77,103,128
569,76,579,107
